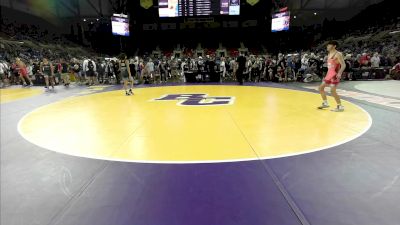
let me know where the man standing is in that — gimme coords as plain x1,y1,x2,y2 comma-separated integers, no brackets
71,58,82,85
318,41,346,112
370,53,380,68
208,56,217,82
97,60,106,84
0,61,9,88
61,59,70,86
145,59,155,82
84,58,97,86
119,53,133,95
236,53,246,85
197,56,205,82
220,57,226,82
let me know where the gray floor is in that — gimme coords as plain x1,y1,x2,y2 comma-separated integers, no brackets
354,80,400,98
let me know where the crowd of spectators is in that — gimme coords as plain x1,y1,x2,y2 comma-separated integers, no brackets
1,45,399,89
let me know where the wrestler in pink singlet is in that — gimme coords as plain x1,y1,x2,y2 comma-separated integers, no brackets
324,52,341,86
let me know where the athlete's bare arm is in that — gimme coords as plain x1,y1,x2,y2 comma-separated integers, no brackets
336,52,346,79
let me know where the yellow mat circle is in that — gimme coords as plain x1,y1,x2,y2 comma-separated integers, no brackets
18,85,371,163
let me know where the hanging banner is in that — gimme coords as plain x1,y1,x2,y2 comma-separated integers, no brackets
140,0,153,9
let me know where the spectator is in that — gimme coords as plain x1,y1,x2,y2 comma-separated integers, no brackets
370,53,380,68
71,58,82,85
145,58,155,81
0,61,10,88
60,59,70,86
97,60,106,84
220,57,226,80
344,54,354,80
277,53,287,81
359,53,371,67
113,60,120,84
236,53,246,85
86,59,97,86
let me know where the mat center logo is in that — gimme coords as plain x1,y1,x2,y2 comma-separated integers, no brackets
154,94,235,106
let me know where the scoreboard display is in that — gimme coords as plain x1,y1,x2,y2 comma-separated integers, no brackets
111,15,130,36
271,11,290,32
159,0,240,17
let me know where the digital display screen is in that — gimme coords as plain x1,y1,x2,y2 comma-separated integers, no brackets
271,11,290,32
159,0,240,17
111,16,130,36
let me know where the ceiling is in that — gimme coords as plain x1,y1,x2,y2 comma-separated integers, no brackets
0,0,386,23
1,0,115,19
284,0,385,24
